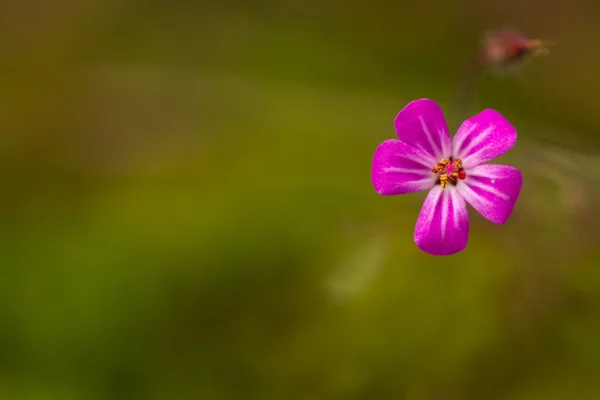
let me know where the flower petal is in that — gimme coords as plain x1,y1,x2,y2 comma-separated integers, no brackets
452,109,517,169
394,99,452,160
372,139,437,195
414,186,469,256
456,164,522,224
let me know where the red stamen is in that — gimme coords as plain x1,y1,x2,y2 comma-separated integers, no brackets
458,170,467,180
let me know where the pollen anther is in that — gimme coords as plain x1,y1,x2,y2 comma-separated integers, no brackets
432,159,451,174
433,158,466,188
440,173,448,188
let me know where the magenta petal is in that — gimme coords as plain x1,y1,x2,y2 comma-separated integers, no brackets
394,99,452,160
452,109,517,169
414,186,469,256
371,139,437,195
456,164,522,224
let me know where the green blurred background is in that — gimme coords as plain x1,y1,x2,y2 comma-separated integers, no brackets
2,0,600,398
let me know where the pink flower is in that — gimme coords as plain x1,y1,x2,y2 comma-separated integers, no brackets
371,99,522,256
481,28,553,67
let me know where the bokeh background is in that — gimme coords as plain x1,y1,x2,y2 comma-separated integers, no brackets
2,0,600,398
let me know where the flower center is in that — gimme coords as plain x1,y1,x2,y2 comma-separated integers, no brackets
432,158,467,188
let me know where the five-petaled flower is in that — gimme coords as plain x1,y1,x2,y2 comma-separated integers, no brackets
371,98,522,256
